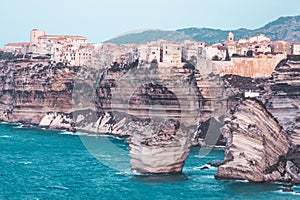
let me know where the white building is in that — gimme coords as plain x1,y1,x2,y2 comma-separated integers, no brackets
3,43,30,54
248,34,271,43
292,43,300,55
204,45,226,60
160,41,182,63
182,40,205,62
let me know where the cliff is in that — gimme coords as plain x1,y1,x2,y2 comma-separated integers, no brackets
216,55,300,183
1,55,299,176
93,64,202,173
215,99,291,182
0,60,207,173
263,55,300,146
0,60,78,129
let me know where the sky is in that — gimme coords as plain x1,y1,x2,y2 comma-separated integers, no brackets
1,0,300,47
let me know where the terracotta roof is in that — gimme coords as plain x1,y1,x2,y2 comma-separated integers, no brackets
161,41,181,45
38,35,86,40
217,46,227,51
224,41,236,46
5,42,30,47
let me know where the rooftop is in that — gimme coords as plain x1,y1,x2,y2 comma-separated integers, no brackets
5,42,30,47
38,35,87,40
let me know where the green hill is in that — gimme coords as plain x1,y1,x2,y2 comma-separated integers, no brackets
105,15,300,45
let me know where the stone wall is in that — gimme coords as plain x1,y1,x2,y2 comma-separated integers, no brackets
205,54,285,78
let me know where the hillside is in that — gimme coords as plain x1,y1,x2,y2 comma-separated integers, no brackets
105,15,300,45
105,30,190,45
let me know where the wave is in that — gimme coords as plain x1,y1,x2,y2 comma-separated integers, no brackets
115,169,136,176
19,161,32,165
45,185,69,190
0,135,12,138
59,130,83,136
275,189,300,196
0,122,22,126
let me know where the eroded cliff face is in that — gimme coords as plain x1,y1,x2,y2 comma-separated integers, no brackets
215,56,300,183
263,56,300,146
92,65,202,173
215,99,291,182
0,61,78,128
2,56,299,176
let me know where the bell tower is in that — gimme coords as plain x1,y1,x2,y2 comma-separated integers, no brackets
30,29,45,53
227,31,234,42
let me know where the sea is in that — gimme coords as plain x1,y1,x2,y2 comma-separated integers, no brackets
1,122,300,200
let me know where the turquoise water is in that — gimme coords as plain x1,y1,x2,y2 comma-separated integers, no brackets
1,123,300,200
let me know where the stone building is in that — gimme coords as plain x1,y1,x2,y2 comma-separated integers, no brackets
160,41,182,63
3,42,30,54
30,29,45,53
204,45,226,60
182,40,205,62
248,34,271,43
292,43,300,55
28,29,90,66
271,40,291,55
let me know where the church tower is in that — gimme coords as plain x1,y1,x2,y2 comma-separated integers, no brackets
30,29,45,53
227,31,234,42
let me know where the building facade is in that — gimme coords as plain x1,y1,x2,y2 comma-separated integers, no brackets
3,43,30,54
160,41,182,63
292,43,300,55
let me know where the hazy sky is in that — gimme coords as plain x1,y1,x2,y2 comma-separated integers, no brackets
1,0,300,47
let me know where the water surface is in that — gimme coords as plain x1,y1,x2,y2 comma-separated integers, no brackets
0,123,299,199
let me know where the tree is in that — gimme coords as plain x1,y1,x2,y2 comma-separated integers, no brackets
212,55,221,61
246,50,253,57
189,55,197,64
183,62,195,70
225,49,231,61
150,59,158,69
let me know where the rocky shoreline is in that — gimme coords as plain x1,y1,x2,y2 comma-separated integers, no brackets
0,55,300,181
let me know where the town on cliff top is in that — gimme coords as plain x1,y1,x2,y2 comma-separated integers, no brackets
1,29,300,184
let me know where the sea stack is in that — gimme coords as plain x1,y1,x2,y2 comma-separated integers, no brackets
129,120,191,174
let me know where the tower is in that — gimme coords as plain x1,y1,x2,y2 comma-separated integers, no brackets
30,29,45,53
227,31,234,42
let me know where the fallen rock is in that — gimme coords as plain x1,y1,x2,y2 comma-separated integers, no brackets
39,112,75,132
207,160,224,167
200,166,210,170
215,98,290,182
286,161,300,184
282,188,294,193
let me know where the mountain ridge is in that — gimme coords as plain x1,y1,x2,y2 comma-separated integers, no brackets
105,15,300,45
